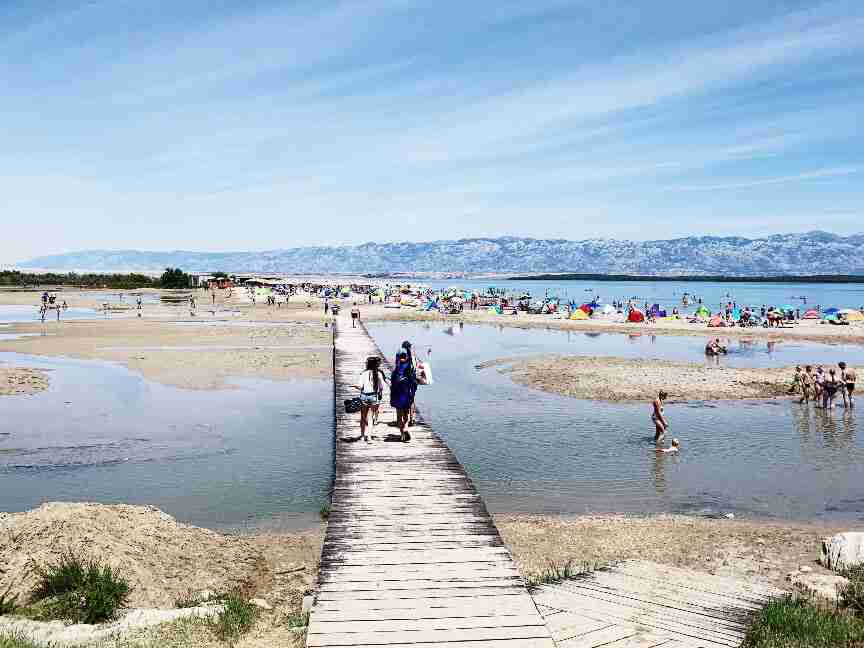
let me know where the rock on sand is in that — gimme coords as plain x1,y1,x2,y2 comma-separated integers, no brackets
821,532,864,572
0,503,265,608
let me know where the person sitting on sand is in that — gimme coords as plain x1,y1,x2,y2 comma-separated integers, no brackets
652,391,669,442
658,438,680,454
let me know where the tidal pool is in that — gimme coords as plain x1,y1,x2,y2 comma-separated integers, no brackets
368,322,864,522
0,353,332,531
0,305,99,324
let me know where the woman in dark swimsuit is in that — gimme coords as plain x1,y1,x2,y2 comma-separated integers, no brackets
652,391,669,442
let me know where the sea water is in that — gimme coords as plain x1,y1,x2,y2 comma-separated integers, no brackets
368,321,864,522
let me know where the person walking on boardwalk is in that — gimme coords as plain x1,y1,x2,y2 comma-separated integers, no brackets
350,303,360,328
354,357,388,443
391,349,418,442
652,391,669,442
396,341,418,426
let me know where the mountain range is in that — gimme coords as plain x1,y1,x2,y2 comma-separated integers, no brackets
18,231,864,276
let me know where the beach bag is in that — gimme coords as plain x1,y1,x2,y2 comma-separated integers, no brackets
344,397,362,414
416,360,434,385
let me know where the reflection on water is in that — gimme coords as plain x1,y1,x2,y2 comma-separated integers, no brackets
0,353,332,531
368,322,864,522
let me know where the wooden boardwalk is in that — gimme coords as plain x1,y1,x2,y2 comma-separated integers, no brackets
533,561,781,648
307,316,555,648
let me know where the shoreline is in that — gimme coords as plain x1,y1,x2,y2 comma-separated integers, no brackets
364,304,864,345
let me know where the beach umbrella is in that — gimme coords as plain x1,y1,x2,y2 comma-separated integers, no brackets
781,305,795,312
803,309,820,319
823,307,840,314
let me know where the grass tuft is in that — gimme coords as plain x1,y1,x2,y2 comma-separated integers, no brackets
319,504,330,520
211,593,258,643
743,596,864,648
0,633,42,648
524,559,597,589
838,563,864,617
286,611,309,628
0,585,19,616
31,551,130,624
174,590,228,609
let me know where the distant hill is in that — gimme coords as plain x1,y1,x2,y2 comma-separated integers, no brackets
18,231,864,276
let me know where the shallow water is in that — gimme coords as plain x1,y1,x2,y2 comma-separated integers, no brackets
0,353,332,531
425,279,864,313
0,305,99,324
75,291,162,305
394,321,864,368
368,322,864,522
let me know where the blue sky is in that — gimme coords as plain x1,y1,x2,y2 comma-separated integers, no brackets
2,0,863,262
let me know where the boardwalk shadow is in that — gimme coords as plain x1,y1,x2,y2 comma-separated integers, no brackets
383,432,411,442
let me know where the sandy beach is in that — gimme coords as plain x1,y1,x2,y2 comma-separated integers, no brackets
0,290,332,390
479,354,797,401
0,504,844,647
363,302,864,345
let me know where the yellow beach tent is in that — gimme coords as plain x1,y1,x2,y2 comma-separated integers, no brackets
570,309,589,320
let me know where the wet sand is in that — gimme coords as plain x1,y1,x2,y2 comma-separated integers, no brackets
0,290,333,390
364,302,864,345
479,354,795,401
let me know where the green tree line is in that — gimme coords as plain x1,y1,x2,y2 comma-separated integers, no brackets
0,268,193,289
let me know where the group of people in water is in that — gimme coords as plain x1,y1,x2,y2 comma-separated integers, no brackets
354,340,421,443
792,363,856,412
39,292,67,321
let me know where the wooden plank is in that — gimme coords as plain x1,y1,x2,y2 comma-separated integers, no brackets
309,614,545,634
306,625,552,647
557,625,640,648
309,317,553,648
310,640,556,648
311,596,540,620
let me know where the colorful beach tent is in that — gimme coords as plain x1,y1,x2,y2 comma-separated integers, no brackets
708,315,723,327
570,309,589,320
822,307,840,321
839,309,864,321
600,304,616,315
694,305,710,318
803,309,820,319
627,309,645,323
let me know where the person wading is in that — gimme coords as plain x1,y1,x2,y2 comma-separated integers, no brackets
390,350,417,442
652,391,669,442
840,362,856,408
